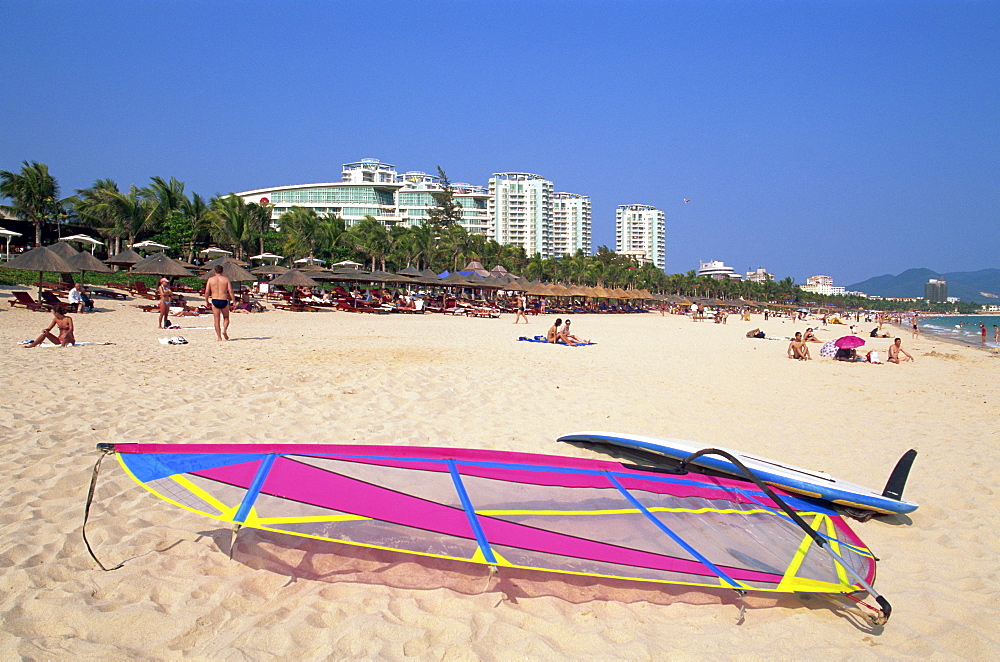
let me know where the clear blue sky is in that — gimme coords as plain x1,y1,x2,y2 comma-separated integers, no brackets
2,1,996,285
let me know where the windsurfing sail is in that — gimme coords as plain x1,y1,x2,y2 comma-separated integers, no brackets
91,443,888,623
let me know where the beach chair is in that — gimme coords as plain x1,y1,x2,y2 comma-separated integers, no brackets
8,291,52,311
274,302,319,312
40,291,68,309
89,287,127,300
131,282,157,299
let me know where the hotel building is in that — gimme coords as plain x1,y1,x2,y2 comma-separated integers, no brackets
800,275,845,296
616,205,666,270
696,260,742,281
488,173,553,258
550,192,592,257
236,159,491,233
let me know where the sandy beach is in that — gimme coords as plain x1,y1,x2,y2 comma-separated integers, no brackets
1,290,998,659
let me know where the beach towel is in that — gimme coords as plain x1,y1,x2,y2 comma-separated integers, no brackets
158,337,188,345
17,341,114,347
518,336,596,346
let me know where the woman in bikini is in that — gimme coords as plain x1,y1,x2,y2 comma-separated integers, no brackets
802,328,820,343
24,308,75,348
156,277,172,329
547,318,563,343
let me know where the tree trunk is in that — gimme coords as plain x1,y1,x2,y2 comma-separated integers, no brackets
34,222,42,248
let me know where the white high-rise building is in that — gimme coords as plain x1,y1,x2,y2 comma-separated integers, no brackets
615,204,665,270
488,173,553,258
550,192,592,257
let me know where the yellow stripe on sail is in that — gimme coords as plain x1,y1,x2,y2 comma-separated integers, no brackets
170,474,236,519
476,506,783,517
777,513,825,592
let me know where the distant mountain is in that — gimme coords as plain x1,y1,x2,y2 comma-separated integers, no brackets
846,268,1000,303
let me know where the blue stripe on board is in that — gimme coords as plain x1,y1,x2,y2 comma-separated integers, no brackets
234,454,278,524
447,459,497,564
605,472,744,589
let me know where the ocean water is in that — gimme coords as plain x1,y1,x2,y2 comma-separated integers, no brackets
919,315,1000,348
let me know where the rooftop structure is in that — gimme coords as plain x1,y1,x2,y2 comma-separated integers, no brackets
697,260,741,281
801,275,845,296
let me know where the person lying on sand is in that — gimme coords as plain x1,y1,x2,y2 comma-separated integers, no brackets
746,328,766,339
787,332,811,360
870,327,890,338
887,338,914,363
24,307,75,348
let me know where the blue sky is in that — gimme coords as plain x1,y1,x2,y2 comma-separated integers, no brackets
2,1,996,285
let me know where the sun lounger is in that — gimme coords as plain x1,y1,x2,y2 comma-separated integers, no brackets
8,291,52,311
89,287,127,300
274,302,319,312
130,282,158,299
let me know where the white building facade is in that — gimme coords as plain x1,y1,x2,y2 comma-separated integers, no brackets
549,192,592,257
800,274,845,296
488,173,553,259
236,159,491,233
615,204,665,270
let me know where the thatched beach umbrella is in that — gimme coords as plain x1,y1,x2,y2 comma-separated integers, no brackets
396,266,422,278
421,268,440,279
269,269,319,288
66,251,112,285
0,246,78,299
131,253,196,278
105,248,143,268
199,257,256,283
44,241,79,259
251,264,289,276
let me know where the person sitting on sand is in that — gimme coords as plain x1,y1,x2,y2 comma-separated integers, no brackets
887,338,914,363
787,332,811,360
834,347,858,361
547,318,563,343
560,319,589,345
24,307,75,348
803,328,820,342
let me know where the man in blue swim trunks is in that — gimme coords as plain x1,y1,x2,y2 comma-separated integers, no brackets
204,265,235,341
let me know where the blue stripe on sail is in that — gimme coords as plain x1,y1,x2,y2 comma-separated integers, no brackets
234,454,277,524
122,453,271,483
606,472,743,589
447,459,496,564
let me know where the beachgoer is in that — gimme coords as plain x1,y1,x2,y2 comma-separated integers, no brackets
788,332,811,360
547,318,563,343
803,328,819,342
911,313,919,339
869,327,888,338
746,328,766,339
980,323,987,344
68,283,93,313
834,347,858,362
994,325,999,344
513,294,528,324
156,278,172,329
204,265,235,341
887,338,914,363
24,307,75,348
561,319,588,345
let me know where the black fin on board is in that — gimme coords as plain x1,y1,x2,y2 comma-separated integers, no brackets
882,449,917,501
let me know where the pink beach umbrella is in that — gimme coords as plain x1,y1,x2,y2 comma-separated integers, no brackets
834,336,866,350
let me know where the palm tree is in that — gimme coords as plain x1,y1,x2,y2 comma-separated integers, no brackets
210,194,253,258
96,186,161,249
343,216,391,271
179,193,212,261
0,161,62,247
73,179,123,252
280,206,323,262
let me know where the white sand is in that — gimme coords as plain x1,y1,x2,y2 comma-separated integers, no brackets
1,291,998,658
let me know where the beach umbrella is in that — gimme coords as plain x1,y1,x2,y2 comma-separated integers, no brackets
294,257,325,265
0,246,77,299
44,241,79,259
60,234,104,254
331,260,363,269
0,227,23,259
396,266,422,277
202,255,250,270
130,252,196,277
249,253,284,263
269,269,319,288
421,268,440,279
834,336,866,350
200,247,232,256
199,257,256,282
131,240,170,250
66,251,112,285
441,272,473,286
105,248,143,267
251,264,288,276
819,340,839,358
